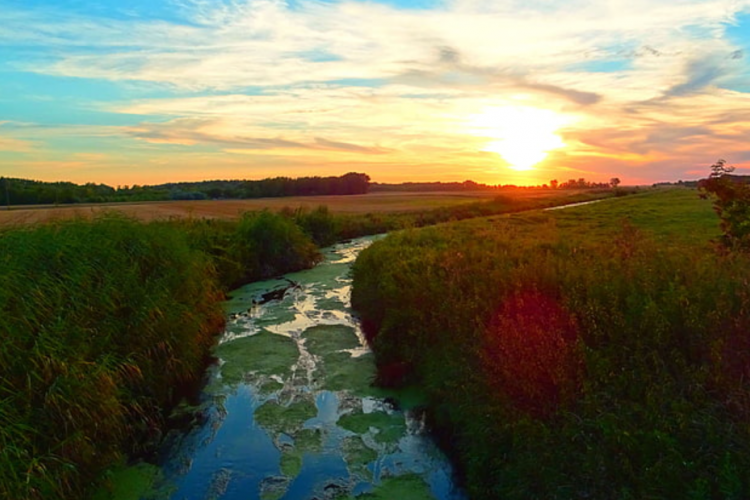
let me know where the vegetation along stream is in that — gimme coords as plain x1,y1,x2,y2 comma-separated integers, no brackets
130,235,465,500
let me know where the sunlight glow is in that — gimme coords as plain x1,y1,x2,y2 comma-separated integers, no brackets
470,106,569,171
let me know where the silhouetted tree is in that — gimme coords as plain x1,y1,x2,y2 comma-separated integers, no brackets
699,159,750,250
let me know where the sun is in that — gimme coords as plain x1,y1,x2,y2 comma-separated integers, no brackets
469,106,568,171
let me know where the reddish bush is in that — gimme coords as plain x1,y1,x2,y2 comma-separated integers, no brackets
483,289,582,417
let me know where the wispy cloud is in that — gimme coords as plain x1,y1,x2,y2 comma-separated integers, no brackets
0,136,35,153
0,0,749,184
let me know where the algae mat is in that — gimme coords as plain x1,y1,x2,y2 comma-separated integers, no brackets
99,236,464,500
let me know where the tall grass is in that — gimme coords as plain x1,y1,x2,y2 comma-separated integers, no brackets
285,188,621,246
0,211,322,500
352,189,750,499
0,188,632,499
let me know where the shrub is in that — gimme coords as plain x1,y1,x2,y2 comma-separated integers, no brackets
698,159,750,250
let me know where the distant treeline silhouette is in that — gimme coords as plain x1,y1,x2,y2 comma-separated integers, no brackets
0,172,371,206
370,180,497,191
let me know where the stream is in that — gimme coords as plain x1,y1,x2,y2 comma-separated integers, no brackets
143,235,465,500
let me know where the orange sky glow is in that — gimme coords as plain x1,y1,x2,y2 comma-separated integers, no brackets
1,0,749,186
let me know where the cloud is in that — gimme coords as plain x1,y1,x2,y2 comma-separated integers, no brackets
313,137,389,154
0,137,35,152
124,117,391,155
665,52,738,97
4,0,747,92
125,118,311,149
521,82,602,106
2,0,750,184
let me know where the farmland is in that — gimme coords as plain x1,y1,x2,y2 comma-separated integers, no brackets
0,189,608,226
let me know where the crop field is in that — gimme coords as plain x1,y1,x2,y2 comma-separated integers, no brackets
0,189,602,226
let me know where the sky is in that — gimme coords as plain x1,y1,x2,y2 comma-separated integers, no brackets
0,0,749,186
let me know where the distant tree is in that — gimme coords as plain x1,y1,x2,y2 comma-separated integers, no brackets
610,177,621,188
1,177,9,209
550,179,558,189
698,159,750,250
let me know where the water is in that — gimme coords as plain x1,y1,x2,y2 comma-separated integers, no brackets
543,198,606,211
148,235,465,500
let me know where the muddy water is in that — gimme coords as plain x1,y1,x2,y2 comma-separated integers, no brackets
148,236,465,500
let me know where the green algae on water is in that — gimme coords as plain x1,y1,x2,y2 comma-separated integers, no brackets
314,295,349,312
214,331,298,384
92,462,168,500
320,351,377,395
254,399,318,433
279,428,323,478
342,436,378,479
302,324,361,355
294,428,323,452
338,410,406,444
260,378,284,394
349,474,434,500
280,452,303,477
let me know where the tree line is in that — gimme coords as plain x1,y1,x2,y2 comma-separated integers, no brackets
0,172,371,206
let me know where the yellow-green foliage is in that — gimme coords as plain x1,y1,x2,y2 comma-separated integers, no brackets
0,211,323,500
287,189,620,245
174,210,322,288
0,215,224,499
352,188,750,499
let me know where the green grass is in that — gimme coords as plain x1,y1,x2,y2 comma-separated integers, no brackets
0,187,640,499
0,211,324,500
549,187,719,244
288,188,623,245
351,187,750,499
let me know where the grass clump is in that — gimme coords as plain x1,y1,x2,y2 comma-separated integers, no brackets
351,188,750,499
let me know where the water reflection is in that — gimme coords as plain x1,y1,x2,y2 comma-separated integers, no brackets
152,236,465,500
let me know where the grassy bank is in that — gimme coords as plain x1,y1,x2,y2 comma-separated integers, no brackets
351,188,750,499
0,188,626,499
288,188,623,247
0,211,321,500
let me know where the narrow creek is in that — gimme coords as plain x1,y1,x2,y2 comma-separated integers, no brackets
146,235,466,500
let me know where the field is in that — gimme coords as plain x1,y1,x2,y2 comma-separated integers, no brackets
0,189,600,226
351,187,750,499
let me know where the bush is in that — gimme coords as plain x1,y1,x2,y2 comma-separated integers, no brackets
699,159,750,250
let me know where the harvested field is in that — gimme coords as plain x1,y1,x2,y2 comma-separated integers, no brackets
0,190,566,226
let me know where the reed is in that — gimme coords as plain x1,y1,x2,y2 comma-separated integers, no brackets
0,210,322,499
352,188,750,499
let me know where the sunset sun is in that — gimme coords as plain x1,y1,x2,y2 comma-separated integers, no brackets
470,106,568,171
